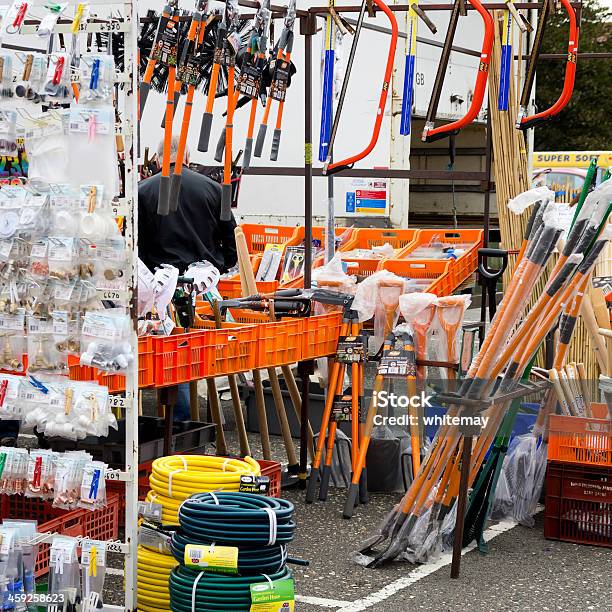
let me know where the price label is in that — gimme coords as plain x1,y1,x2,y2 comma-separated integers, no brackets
97,289,129,302
109,395,128,409
184,544,238,574
105,541,125,554
104,469,124,481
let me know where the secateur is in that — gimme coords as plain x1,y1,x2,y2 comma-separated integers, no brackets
421,0,494,143
516,0,580,130
321,0,398,176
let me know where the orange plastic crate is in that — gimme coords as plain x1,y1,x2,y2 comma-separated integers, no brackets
217,255,279,298
380,259,454,296
342,227,420,251
258,460,282,498
281,226,355,288
302,312,342,359
548,414,612,467
257,319,303,367
397,229,484,289
0,493,120,577
344,258,384,279
198,323,259,377
241,224,299,254
152,330,211,386
340,228,420,278
68,336,154,392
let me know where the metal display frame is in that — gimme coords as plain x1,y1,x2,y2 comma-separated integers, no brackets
2,1,140,610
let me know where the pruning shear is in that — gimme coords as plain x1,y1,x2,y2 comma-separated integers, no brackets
169,4,209,211
240,0,271,169
254,0,297,161
198,0,236,152
321,0,398,176
219,0,242,222
421,0,494,143
516,0,579,130
140,2,176,119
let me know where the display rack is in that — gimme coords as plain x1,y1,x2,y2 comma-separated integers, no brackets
1,1,140,610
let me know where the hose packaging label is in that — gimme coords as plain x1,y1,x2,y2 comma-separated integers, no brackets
250,577,295,611
239,475,270,495
184,544,238,574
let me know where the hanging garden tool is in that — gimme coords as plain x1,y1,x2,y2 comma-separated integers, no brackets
516,0,579,130
139,3,175,119
421,0,494,143
252,0,297,161
155,4,181,216
237,0,271,169
197,0,236,153
498,1,530,112
318,0,350,161
217,0,242,221
400,2,436,136
168,7,208,211
321,0,398,175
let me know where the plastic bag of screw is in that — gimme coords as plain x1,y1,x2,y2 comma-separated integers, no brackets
0,52,15,100
44,52,72,101
0,446,28,495
94,238,128,293
78,460,107,511
25,448,58,500
79,53,115,104
47,237,79,281
0,373,23,419
80,309,133,372
53,451,93,510
26,329,67,375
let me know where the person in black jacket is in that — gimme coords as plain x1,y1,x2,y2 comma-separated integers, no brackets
138,136,238,274
138,137,238,421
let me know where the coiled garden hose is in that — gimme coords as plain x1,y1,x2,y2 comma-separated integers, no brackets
146,455,260,523
178,492,297,546
171,533,290,575
169,565,293,612
137,545,178,612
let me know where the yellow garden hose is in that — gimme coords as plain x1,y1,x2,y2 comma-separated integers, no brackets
145,455,261,523
137,545,178,612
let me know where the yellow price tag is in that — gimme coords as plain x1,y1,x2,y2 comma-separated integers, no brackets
184,544,239,575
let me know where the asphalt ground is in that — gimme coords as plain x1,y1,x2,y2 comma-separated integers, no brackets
102,423,612,611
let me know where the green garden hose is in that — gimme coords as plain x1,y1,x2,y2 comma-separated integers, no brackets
171,532,292,574
169,565,292,612
177,492,296,546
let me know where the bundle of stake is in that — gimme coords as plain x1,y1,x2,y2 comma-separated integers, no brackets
489,10,599,379
357,179,612,567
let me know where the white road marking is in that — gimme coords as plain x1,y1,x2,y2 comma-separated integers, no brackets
296,596,352,608
335,516,523,612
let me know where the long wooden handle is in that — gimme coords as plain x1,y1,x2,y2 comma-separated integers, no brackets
269,367,298,466
206,378,228,455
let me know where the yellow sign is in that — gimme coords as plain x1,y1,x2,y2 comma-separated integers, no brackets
533,151,612,169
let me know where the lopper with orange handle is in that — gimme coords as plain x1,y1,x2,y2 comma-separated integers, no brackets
254,0,296,160
156,5,181,215
168,9,206,211
140,2,175,119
